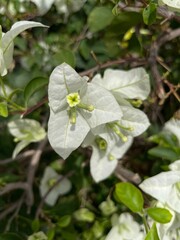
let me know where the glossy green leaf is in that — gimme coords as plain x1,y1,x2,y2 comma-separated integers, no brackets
24,77,48,106
114,182,144,213
88,7,114,32
147,207,173,223
143,3,157,25
0,102,8,117
145,223,160,240
148,146,180,161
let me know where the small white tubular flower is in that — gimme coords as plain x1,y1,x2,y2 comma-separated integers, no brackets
105,213,145,240
0,21,47,76
40,166,72,206
91,67,150,100
164,118,180,146
48,63,123,159
158,0,180,12
139,171,180,213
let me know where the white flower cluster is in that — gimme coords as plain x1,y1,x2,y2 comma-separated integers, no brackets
48,63,150,182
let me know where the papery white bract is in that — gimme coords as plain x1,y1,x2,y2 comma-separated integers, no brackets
40,166,72,206
48,63,122,159
164,118,180,146
0,21,47,76
139,170,180,213
92,67,150,100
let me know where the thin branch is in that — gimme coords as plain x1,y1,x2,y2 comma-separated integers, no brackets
115,162,141,185
0,201,20,220
148,28,180,99
5,194,24,231
0,146,52,165
25,138,48,208
0,149,35,165
80,57,146,77
0,182,28,196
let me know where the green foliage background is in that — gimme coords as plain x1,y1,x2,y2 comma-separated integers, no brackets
0,0,179,239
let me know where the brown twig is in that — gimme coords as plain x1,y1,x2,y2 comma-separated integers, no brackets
115,162,141,185
0,182,29,196
26,138,48,209
148,28,180,99
80,57,146,77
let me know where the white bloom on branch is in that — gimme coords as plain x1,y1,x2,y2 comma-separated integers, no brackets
40,166,72,206
139,161,180,213
48,63,122,159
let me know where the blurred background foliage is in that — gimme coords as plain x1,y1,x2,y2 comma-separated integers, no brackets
0,0,179,239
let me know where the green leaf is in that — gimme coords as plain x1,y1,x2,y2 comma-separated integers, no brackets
8,88,23,101
58,215,71,228
145,223,160,240
148,146,180,161
31,219,40,232
53,49,75,68
24,77,48,106
147,207,173,223
0,102,8,117
47,228,55,240
114,182,144,213
143,3,157,25
88,7,114,32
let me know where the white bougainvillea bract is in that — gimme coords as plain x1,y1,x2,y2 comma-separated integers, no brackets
48,63,150,182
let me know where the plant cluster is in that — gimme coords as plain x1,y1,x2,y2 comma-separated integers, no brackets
0,0,179,239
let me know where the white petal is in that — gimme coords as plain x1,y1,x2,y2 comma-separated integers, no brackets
92,67,150,100
48,109,90,159
40,166,72,206
139,171,180,203
169,160,180,171
30,0,55,15
90,144,118,182
164,118,180,145
80,82,123,128
2,21,47,55
48,63,88,112
120,105,150,137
